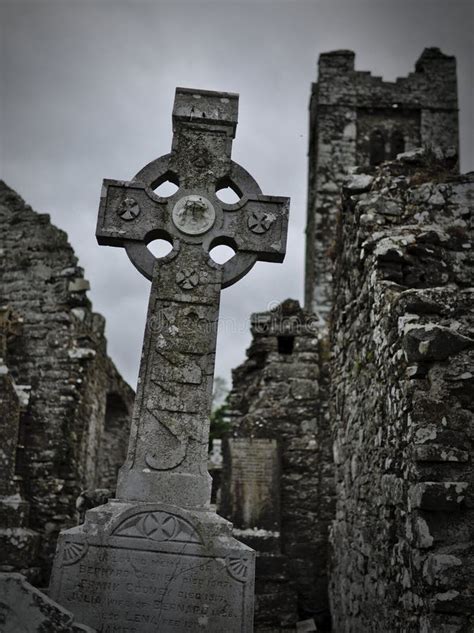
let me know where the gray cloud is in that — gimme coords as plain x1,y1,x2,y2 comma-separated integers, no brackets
1,0,472,389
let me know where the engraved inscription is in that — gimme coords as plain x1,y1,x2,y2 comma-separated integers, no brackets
228,438,280,531
230,439,278,485
58,544,247,633
145,299,214,420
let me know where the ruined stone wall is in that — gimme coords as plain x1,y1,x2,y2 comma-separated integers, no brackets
0,182,134,584
0,364,21,497
0,307,23,498
329,153,473,632
0,312,41,583
305,48,459,317
221,300,334,631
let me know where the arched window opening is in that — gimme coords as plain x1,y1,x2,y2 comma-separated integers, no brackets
104,393,129,431
390,130,405,160
98,393,131,491
369,130,386,166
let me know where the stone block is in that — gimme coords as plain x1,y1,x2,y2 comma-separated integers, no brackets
67,347,97,361
290,379,319,400
0,572,93,632
0,495,30,527
409,482,468,512
343,174,374,194
380,474,404,505
422,553,462,585
403,325,473,362
413,444,469,463
68,279,90,293
49,501,255,633
431,589,474,615
296,619,317,632
234,529,281,554
0,527,40,568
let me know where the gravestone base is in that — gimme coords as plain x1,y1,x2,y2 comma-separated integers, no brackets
49,500,255,633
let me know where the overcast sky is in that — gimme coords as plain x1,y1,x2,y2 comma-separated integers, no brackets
1,0,473,391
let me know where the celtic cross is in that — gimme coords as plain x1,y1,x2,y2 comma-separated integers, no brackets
97,88,289,507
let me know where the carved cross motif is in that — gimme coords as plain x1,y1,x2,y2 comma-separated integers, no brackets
96,87,289,507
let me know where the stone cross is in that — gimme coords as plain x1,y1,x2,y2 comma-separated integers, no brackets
50,87,288,633
96,87,289,509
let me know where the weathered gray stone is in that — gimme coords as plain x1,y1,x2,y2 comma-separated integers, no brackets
0,184,134,583
95,89,288,510
50,87,289,632
409,482,468,512
343,174,374,193
403,325,473,362
68,279,91,293
50,503,253,632
221,300,330,631
305,47,459,316
328,156,473,632
224,439,280,531
0,573,94,632
0,308,41,583
296,619,317,632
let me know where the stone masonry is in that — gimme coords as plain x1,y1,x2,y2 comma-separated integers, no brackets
329,151,473,632
305,48,459,317
220,47,468,632
221,300,333,631
0,181,134,585
0,307,41,585
0,573,93,633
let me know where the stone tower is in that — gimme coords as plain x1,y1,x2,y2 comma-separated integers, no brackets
304,48,459,316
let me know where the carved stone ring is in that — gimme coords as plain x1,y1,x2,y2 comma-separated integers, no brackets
172,195,216,235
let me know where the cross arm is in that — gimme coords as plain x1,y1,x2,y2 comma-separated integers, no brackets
96,179,172,247
208,193,289,288
211,195,290,263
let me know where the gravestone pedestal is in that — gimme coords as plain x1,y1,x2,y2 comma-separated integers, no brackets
50,502,254,632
